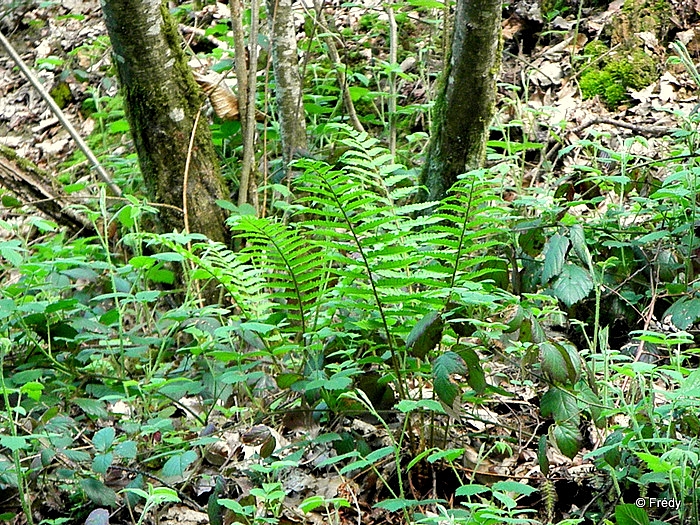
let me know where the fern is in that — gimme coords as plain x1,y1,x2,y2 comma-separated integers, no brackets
136,232,270,320
226,214,331,341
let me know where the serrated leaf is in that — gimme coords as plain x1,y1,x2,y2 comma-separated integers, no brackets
540,341,580,384
433,351,467,406
406,311,444,359
551,420,581,459
93,427,115,452
92,453,113,475
551,264,593,307
540,387,578,422
542,234,569,284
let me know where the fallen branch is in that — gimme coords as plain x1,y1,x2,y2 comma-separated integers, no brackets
0,28,122,197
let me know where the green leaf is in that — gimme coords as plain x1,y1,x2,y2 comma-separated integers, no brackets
92,427,115,452
569,224,591,266
114,440,138,459
492,480,538,495
406,310,444,359
615,503,650,525
540,341,580,384
461,346,486,394
80,478,117,507
551,264,593,307
0,436,29,451
162,450,198,480
455,484,490,497
551,420,582,459
433,351,467,406
664,297,700,330
542,233,569,284
395,399,445,414
373,498,445,511
92,452,113,475
540,387,578,422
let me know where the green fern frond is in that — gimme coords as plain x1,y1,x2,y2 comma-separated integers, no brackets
227,215,331,339
137,232,270,319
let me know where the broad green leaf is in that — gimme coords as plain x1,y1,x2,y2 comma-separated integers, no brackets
664,297,700,330
615,503,650,525
373,498,445,511
455,484,490,497
0,436,29,451
92,427,115,452
461,346,486,394
569,224,591,266
115,440,138,459
540,387,578,422
80,478,117,507
492,480,537,496
92,453,113,475
433,351,467,406
162,450,198,480
551,420,581,459
406,310,444,359
540,341,580,385
542,233,569,284
551,264,593,307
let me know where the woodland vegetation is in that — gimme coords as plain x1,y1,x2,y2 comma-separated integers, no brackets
1,0,700,524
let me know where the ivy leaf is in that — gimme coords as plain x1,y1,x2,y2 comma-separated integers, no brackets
542,234,569,284
433,351,467,406
551,264,593,307
406,311,444,359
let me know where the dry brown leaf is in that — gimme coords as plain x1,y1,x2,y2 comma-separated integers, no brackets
193,70,266,122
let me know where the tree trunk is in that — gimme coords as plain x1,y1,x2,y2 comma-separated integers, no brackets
267,0,307,173
101,0,229,243
419,0,502,202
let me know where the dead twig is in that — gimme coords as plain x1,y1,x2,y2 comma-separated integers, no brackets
0,28,122,197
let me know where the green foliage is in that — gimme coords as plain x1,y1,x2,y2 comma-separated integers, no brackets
579,42,658,108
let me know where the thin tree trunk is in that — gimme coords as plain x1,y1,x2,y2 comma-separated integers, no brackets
267,0,307,173
419,0,502,202
101,0,229,243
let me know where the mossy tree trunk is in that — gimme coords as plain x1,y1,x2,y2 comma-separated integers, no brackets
419,0,502,202
267,0,307,173
101,0,229,243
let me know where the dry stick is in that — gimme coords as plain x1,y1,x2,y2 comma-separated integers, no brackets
0,29,122,197
242,0,260,209
315,2,365,133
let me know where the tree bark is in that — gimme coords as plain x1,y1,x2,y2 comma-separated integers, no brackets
267,0,307,173
419,0,502,202
101,0,229,243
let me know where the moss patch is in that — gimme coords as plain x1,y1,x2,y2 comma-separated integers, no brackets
579,42,658,109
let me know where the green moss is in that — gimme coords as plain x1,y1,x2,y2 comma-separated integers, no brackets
583,40,608,60
579,43,658,109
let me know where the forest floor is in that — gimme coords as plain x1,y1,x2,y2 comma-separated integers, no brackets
1,0,700,524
